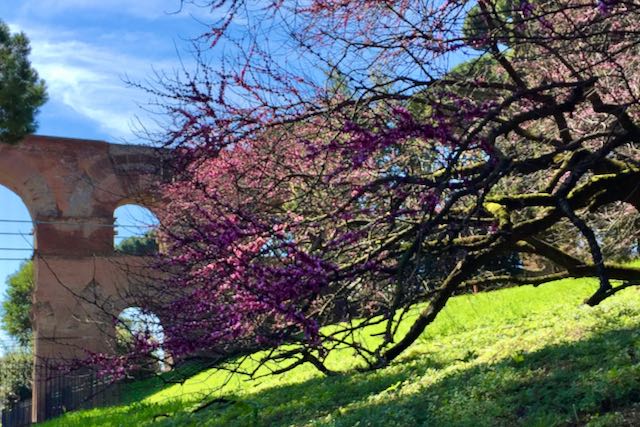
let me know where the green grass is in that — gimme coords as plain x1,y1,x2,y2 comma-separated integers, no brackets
42,276,640,426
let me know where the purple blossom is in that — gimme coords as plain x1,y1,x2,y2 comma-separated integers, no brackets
519,1,535,18
597,0,619,15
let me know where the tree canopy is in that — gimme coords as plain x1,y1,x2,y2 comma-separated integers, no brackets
0,349,31,409
0,21,47,144
115,231,159,256
1,261,33,348
102,0,640,377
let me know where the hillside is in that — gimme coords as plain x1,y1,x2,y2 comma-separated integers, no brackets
42,277,640,426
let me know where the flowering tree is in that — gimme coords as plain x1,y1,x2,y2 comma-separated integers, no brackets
121,0,640,375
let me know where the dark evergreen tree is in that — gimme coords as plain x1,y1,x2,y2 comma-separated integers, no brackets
0,21,47,144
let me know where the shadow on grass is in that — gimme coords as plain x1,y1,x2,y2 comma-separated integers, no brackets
164,327,640,427
45,327,640,427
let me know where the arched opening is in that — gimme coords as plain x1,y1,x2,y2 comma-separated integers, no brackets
0,185,35,406
0,185,35,350
113,204,159,255
116,307,167,374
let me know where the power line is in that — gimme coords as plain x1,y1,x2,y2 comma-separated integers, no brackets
0,233,150,241
0,219,157,228
0,248,33,251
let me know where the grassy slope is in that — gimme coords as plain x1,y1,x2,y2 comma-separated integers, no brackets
43,277,640,426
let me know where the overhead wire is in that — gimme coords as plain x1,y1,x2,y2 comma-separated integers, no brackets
0,218,157,261
0,218,157,228
0,227,34,261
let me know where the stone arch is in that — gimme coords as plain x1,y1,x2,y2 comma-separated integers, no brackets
86,144,167,218
0,135,169,422
0,147,57,220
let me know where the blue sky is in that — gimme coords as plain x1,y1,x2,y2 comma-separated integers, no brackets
0,0,216,350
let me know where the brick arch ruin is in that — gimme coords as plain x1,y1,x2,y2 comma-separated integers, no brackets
0,135,168,422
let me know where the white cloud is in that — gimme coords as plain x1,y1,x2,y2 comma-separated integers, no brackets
5,0,249,141
11,23,183,140
17,0,222,22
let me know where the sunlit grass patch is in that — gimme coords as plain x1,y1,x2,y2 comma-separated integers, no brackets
42,277,640,426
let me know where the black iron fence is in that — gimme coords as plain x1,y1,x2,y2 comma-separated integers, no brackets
1,367,121,427
1,399,30,427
